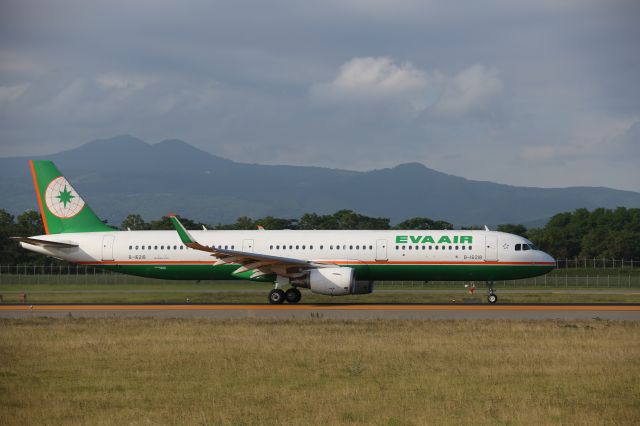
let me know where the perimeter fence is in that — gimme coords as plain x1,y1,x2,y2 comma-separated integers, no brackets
555,258,639,269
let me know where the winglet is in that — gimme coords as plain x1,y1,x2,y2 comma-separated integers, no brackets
168,214,215,253
167,214,196,244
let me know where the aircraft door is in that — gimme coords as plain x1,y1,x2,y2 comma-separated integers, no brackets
102,235,115,261
484,235,498,261
376,239,388,261
242,239,254,252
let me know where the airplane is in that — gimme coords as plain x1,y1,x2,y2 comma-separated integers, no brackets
13,160,555,304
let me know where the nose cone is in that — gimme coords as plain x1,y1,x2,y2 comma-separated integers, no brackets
541,251,556,271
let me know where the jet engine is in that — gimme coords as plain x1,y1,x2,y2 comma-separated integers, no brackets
293,267,374,296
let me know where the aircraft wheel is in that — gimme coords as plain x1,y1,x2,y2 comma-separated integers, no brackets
488,294,498,304
285,288,302,304
268,289,286,304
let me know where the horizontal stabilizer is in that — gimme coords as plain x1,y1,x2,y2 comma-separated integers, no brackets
11,237,79,248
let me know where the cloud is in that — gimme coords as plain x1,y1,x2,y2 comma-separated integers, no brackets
430,65,503,119
96,74,151,92
310,58,503,119
0,83,30,103
310,57,436,109
519,145,581,164
602,119,640,159
1,0,639,191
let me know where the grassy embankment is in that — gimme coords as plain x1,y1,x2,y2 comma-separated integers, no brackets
1,318,639,425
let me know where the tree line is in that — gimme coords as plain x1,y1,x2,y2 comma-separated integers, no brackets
1,207,638,264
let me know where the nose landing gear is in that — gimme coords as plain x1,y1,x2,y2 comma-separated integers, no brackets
486,282,497,304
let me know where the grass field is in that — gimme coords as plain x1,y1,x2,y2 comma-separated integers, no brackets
1,318,639,425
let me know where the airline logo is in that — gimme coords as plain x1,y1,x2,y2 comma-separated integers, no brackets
396,235,473,244
44,176,85,218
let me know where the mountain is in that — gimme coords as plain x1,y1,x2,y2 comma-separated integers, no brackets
1,135,639,227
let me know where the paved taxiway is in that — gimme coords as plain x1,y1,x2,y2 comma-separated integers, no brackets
1,304,639,319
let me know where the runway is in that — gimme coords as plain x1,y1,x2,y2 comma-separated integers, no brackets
1,303,640,319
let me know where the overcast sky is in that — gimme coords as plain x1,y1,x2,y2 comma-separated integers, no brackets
1,0,639,190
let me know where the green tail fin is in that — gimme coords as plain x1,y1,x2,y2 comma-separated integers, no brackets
29,160,113,234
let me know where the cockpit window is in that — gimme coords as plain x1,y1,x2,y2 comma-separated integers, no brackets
515,244,521,251
529,243,539,250
522,244,530,251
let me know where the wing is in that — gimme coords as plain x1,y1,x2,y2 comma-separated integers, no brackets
11,237,79,248
168,215,335,279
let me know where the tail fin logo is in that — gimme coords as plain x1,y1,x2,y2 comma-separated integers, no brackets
44,176,86,218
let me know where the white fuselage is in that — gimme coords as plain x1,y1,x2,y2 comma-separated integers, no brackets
21,229,555,282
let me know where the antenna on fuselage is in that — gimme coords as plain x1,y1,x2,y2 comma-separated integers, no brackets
484,225,490,231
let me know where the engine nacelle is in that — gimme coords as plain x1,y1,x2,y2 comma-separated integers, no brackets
297,267,374,296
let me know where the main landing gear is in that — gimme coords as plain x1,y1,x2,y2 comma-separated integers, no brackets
268,287,301,304
486,282,498,304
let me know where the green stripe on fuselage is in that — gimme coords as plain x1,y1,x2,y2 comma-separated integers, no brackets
98,263,553,282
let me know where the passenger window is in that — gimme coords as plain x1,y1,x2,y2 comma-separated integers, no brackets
154,245,158,250
402,246,405,250
302,245,306,250
469,246,473,250
296,245,299,250
336,246,340,250
369,245,373,250
515,244,521,251
320,245,323,249
409,246,412,250
310,245,313,250
174,245,177,250
455,246,459,250
180,246,183,250
356,245,360,250
462,246,465,250
435,246,439,250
